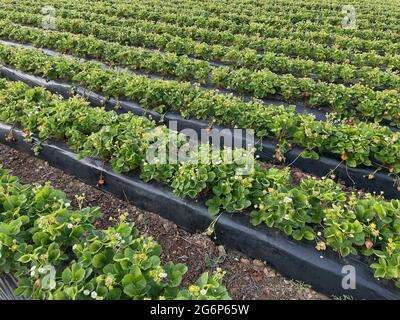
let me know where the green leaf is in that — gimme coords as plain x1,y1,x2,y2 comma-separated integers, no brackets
283,225,292,235
142,256,160,270
373,202,385,219
386,267,398,279
73,268,86,282
196,272,209,287
346,159,357,167
301,150,319,160
292,230,303,241
92,253,107,269
373,267,386,279
303,230,315,241
107,288,122,300
17,255,31,263
123,283,139,298
62,268,72,283
339,246,351,257
207,205,220,216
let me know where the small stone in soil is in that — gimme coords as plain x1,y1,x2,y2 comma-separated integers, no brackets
253,259,264,267
217,245,226,255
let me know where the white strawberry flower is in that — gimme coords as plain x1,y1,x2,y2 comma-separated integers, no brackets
283,196,293,203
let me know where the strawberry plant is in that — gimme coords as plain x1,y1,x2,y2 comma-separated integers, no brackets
0,168,230,300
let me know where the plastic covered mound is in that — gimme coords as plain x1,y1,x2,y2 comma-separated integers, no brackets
0,274,24,300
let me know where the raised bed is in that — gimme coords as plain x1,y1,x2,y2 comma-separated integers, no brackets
1,36,398,132
1,123,399,300
0,65,398,200
0,39,329,122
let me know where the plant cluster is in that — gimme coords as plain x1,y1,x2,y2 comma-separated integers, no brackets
0,168,229,300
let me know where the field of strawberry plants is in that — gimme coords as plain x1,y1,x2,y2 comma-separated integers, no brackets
0,0,400,300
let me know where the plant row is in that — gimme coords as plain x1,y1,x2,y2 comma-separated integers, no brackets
2,1,399,56
6,0,399,36
1,44,400,172
55,8,400,55
0,79,399,287
179,0,400,19
4,10,400,93
2,22,400,127
3,4,399,71
250,0,400,14
54,0,400,23
0,167,229,300
4,0,400,41
20,0,400,20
